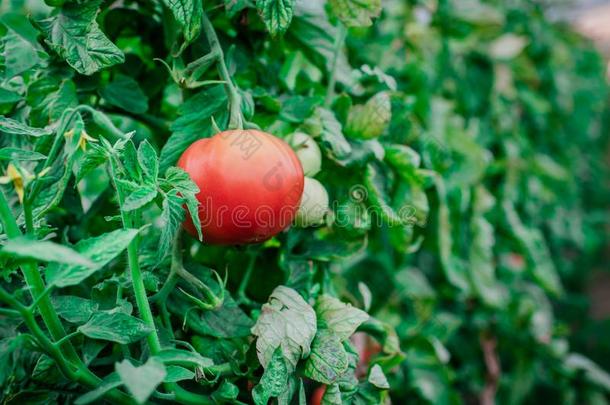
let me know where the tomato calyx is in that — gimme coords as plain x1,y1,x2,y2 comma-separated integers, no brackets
178,269,226,311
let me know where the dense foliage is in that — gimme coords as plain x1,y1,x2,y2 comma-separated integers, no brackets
0,0,609,404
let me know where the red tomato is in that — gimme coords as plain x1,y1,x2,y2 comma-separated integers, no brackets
352,332,381,378
310,385,326,405
178,130,304,245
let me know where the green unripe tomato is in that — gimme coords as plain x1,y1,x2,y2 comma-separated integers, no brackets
288,132,322,177
295,177,329,227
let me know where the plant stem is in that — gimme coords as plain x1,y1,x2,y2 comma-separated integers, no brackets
201,11,243,130
0,190,20,236
29,108,78,203
151,232,182,304
183,49,219,77
325,24,348,107
28,283,53,312
0,287,134,405
0,189,79,363
172,384,214,405
237,252,256,304
0,286,76,376
0,189,136,404
23,197,34,234
110,162,162,355
0,307,20,317
128,232,162,353
54,330,81,349
43,108,78,172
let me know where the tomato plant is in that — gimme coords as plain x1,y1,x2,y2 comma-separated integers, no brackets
0,0,609,404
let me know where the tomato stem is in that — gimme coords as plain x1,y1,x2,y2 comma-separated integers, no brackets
110,159,163,355
150,231,183,303
237,252,257,305
23,196,34,234
0,190,135,405
170,384,215,405
201,11,244,130
0,189,78,358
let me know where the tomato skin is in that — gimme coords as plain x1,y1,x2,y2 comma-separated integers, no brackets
311,385,326,405
178,130,304,245
294,178,329,227
288,132,322,177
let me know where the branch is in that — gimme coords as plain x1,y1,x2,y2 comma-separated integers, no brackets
480,332,501,405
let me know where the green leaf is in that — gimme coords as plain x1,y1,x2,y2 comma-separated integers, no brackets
1,30,40,78
252,348,289,405
213,380,240,402
161,167,199,194
565,353,610,392
24,76,78,126
434,177,470,292
0,88,22,104
394,268,436,300
159,85,227,173
155,348,214,369
384,144,421,181
224,0,250,17
503,201,563,295
468,186,506,307
304,330,348,385
76,144,107,183
0,116,52,137
137,140,159,183
307,107,352,161
1,237,94,267
115,178,140,197
37,0,125,75
361,318,401,355
251,286,317,372
164,366,195,383
115,358,166,404
75,373,121,405
0,336,28,387
368,364,389,389
161,167,202,241
52,295,99,324
322,383,342,405
174,291,254,338
78,311,153,344
289,7,355,89
329,0,382,27
315,295,369,341
121,141,142,182
256,0,295,36
46,229,140,287
162,0,203,43
0,147,46,161
345,92,391,139
363,164,403,225
280,95,322,123
158,189,184,262
99,74,149,114
122,185,158,212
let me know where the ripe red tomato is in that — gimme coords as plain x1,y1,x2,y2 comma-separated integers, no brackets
178,130,304,245
310,385,326,405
